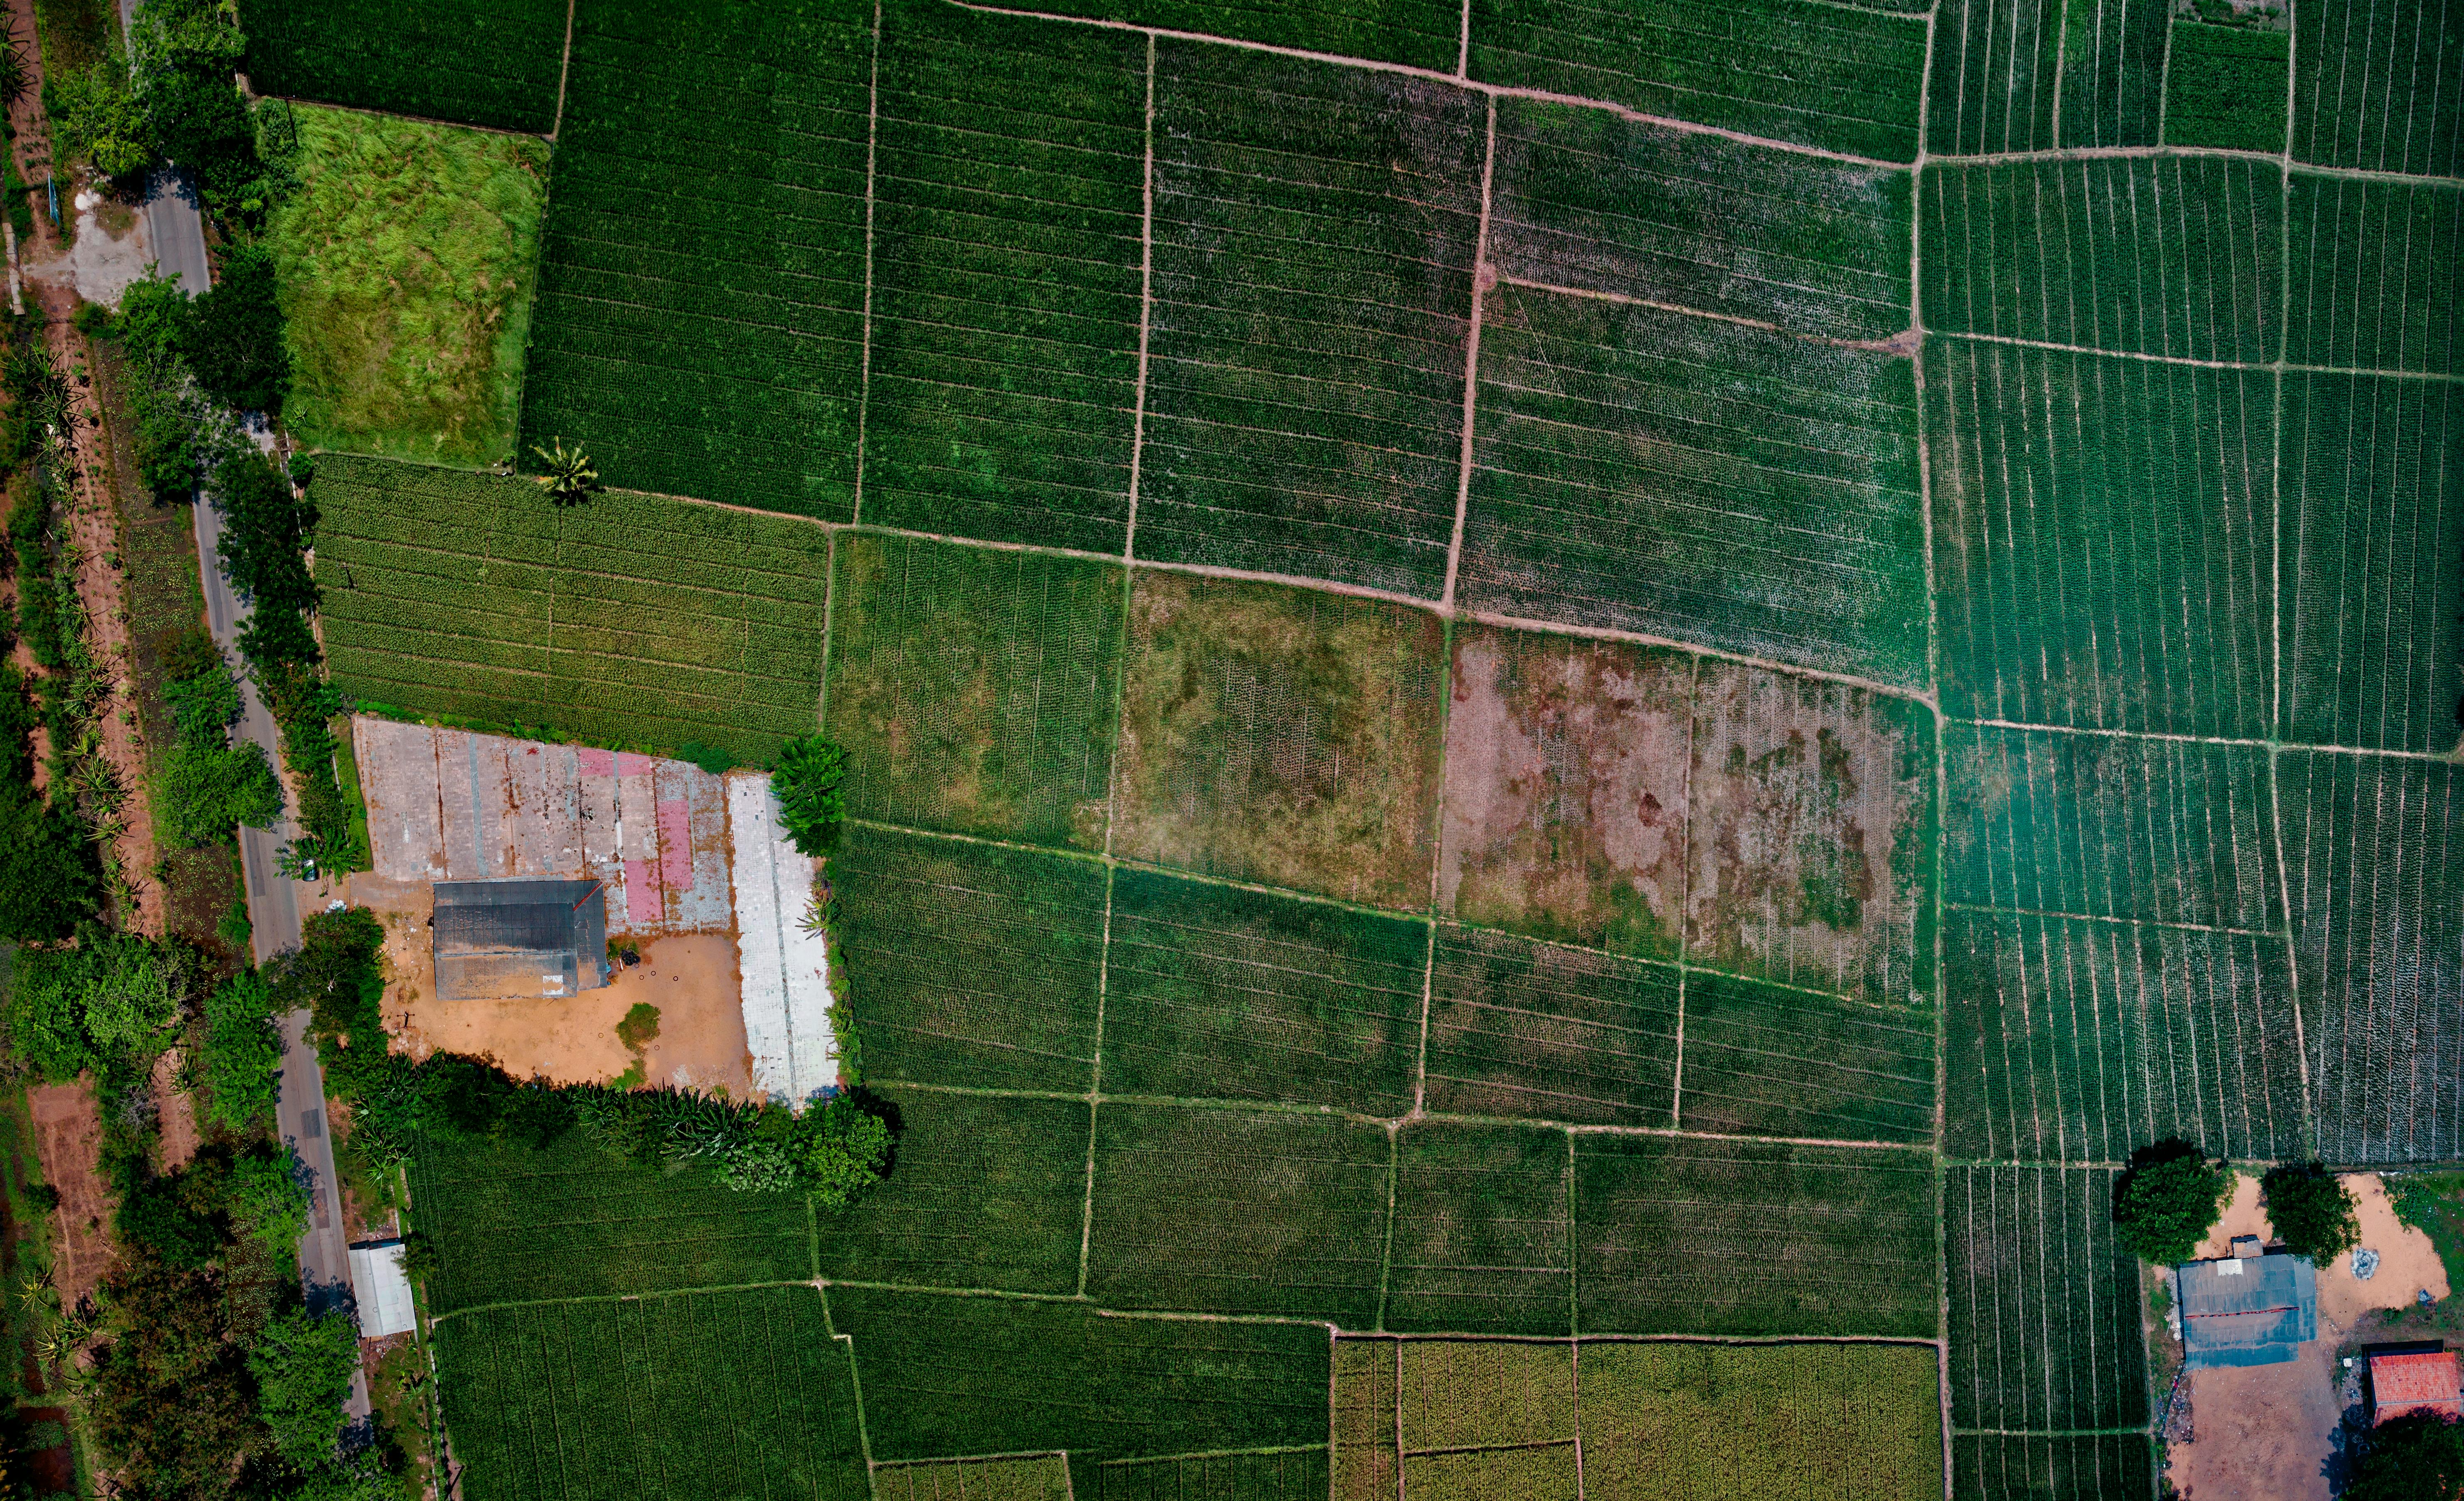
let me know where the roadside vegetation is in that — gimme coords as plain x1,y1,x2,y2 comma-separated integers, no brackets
2111,1141,2232,1265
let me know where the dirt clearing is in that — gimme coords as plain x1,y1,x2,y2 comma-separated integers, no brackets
28,1084,112,1308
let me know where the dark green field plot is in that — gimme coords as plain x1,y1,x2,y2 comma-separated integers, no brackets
2291,0,2464,177
1398,1340,1575,1448
2282,372,2464,754
1921,156,2281,363
2280,750,2464,1165
1677,971,1935,1145
439,1286,868,1501
2287,175,2461,377
1574,1136,1936,1336
1927,340,2275,739
518,0,870,517
1685,663,1936,1011
862,0,1146,552
1102,869,1429,1114
316,457,831,764
813,1089,1088,1294
831,1287,1329,1469
1929,0,2164,154
1487,98,1912,339
1437,626,1693,961
1020,0,1460,69
1384,1121,1574,1335
1944,909,2308,1163
1459,285,1928,689
1469,0,1928,161
825,535,1123,849
1943,724,2281,931
830,825,1107,1093
1946,1166,2148,1433
1580,1341,1944,1501
409,1133,812,1315
1110,573,1447,908
1085,1103,1391,1323
1089,1451,1332,1501
243,0,566,133
1424,926,1681,1126
2163,22,2291,153
1135,45,1483,595
1951,1433,2156,1501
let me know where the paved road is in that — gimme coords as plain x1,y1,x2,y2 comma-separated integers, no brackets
191,494,372,1420
137,170,210,296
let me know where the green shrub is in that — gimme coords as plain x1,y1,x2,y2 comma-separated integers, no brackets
0,793,98,942
772,733,846,855
44,63,149,177
2344,1410,2464,1501
6,928,196,1078
247,1308,359,1468
183,243,289,412
153,626,284,847
200,970,284,1131
2262,1162,2360,1265
2112,1139,2232,1265
227,1145,308,1253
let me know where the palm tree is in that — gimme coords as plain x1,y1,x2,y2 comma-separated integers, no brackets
531,438,599,506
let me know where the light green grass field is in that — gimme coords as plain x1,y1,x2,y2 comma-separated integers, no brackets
270,105,548,466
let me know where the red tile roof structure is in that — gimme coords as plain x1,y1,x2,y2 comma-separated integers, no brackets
2371,1350,2463,1424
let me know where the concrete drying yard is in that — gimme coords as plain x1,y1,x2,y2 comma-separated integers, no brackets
349,717,837,1105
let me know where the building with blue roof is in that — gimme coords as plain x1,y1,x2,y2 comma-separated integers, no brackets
2178,1247,2318,1369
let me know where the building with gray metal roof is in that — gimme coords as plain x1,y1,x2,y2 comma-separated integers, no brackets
432,878,609,1000
2178,1248,2318,1369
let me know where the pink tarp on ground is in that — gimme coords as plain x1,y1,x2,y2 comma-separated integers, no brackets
577,747,617,778
657,800,694,892
624,857,661,924
615,752,658,778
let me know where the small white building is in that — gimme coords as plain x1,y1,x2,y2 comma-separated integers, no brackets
348,1239,417,1339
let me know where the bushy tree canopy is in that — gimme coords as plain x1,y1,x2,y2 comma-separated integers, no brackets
772,734,846,856
2347,1411,2464,1501
2262,1162,2361,1265
2112,1139,2233,1265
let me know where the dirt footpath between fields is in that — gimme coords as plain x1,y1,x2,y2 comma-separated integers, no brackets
2168,1173,2449,1501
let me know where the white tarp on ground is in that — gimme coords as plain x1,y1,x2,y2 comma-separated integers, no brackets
347,1240,416,1338
727,775,838,1106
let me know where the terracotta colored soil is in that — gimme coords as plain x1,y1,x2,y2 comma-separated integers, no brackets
28,1084,113,1309
150,1050,200,1172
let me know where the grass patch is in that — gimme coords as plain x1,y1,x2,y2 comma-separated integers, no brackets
32,0,117,77
270,105,549,467
2389,1172,2464,1293
1110,572,1447,910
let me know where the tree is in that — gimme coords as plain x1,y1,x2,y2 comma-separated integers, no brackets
2263,1162,2360,1264
2111,1139,2232,1264
183,245,289,412
530,438,597,505
0,794,98,941
200,971,285,1132
2346,1411,2464,1501
246,1309,359,1469
771,734,846,855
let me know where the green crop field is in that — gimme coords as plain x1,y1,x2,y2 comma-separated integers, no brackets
1921,158,2282,364
1110,573,1448,908
1927,340,2276,739
861,0,1147,553
438,1286,868,1500
407,1131,811,1316
1086,1103,1392,1323
1459,284,1929,688
1486,97,1914,340
1946,1166,2148,1433
828,825,1108,1092
242,0,566,132
825,533,1124,848
271,106,549,467
1423,925,1682,1125
315,457,832,762
2163,22,2292,152
1470,0,1928,161
813,1088,1090,1294
1928,0,2165,154
2288,175,2462,377
1574,1136,1937,1336
261,0,2464,1494
1944,910,2309,1163
1134,44,1484,596
517,0,871,516
1102,868,1429,1114
1953,1434,2159,1501
2280,751,2464,1164
1385,1121,1575,1335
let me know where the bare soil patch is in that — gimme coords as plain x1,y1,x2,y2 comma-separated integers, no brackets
148,1049,199,1173
351,872,754,1094
1438,623,1690,958
1110,572,1446,909
2168,1173,2448,1501
27,1083,111,1308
